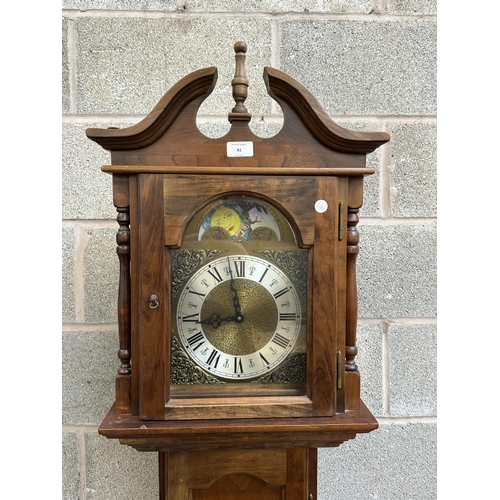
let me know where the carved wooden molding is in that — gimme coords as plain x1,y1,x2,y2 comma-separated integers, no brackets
86,66,217,151
264,67,389,154
87,50,389,157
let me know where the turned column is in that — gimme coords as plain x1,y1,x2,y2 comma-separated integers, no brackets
115,204,132,414
345,207,360,373
344,206,361,409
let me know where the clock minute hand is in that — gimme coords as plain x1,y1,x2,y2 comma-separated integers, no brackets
228,258,242,317
197,258,245,329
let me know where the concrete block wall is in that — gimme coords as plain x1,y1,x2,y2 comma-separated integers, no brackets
62,1,437,498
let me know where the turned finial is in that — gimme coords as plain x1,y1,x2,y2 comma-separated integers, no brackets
229,41,251,122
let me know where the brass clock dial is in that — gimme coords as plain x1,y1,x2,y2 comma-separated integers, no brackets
176,254,302,380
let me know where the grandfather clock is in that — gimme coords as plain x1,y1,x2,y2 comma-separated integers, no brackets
87,42,389,499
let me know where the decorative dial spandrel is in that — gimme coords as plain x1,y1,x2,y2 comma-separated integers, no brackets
171,195,307,392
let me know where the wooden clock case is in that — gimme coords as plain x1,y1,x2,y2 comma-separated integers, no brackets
87,43,389,499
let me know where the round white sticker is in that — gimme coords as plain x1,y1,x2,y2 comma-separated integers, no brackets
314,199,328,213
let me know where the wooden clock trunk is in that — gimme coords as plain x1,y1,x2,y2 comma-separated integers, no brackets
160,448,315,500
87,42,389,499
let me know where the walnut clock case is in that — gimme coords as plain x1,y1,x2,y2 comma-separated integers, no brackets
87,42,389,500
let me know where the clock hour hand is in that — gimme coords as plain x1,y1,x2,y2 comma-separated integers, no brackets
198,312,240,329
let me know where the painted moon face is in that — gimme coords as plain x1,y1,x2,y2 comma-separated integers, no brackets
210,207,241,237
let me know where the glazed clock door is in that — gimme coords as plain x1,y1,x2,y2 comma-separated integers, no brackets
134,173,347,421
168,195,309,419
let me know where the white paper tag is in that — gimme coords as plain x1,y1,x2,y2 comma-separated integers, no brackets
227,141,254,157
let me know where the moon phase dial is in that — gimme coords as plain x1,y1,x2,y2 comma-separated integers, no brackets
176,255,302,380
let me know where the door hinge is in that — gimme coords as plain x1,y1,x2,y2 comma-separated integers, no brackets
337,350,343,389
338,201,344,241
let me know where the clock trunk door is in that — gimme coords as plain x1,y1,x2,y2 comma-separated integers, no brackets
161,448,313,500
